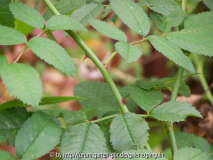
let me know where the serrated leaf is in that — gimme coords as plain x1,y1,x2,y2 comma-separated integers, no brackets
0,108,31,146
27,37,76,77
61,123,108,160
115,42,142,63
111,0,151,36
148,35,195,72
119,86,138,112
14,19,34,35
176,132,213,160
0,26,26,45
71,3,103,26
167,30,213,57
150,101,202,122
0,55,8,68
150,11,171,33
15,112,62,160
0,0,15,27
110,112,149,152
136,79,155,90
44,0,86,20
146,0,184,27
118,149,167,160
0,96,85,110
0,63,42,107
130,85,164,112
100,125,114,152
88,19,127,42
46,15,87,32
174,147,209,160
0,150,16,160
184,12,213,32
74,81,119,111
9,2,44,29
203,0,213,10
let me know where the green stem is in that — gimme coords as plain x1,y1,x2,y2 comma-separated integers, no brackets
45,30,56,42
43,0,129,113
145,143,152,151
90,114,117,123
105,51,117,69
14,46,28,63
193,54,213,104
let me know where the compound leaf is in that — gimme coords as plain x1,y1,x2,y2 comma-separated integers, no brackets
0,63,42,107
46,15,87,32
0,26,26,45
27,37,76,77
0,108,30,146
74,81,119,111
110,112,149,152
0,96,85,110
88,19,127,42
115,42,142,63
15,112,62,160
71,3,103,26
130,85,164,112
61,123,108,160
0,0,15,27
0,150,16,160
9,2,44,29
184,12,213,32
167,30,213,57
148,35,195,72
174,147,209,160
176,132,213,160
44,0,86,20
150,101,202,122
111,0,150,36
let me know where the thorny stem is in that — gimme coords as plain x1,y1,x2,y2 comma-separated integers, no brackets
13,30,46,63
43,0,129,113
105,51,117,69
164,0,188,157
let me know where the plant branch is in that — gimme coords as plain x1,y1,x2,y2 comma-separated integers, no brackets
90,114,117,123
105,51,117,69
43,0,129,113
14,46,28,63
193,54,213,104
131,37,147,45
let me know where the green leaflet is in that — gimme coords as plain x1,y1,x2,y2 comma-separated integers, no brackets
115,42,142,63
110,0,150,36
176,132,213,160
118,149,167,160
0,26,27,45
184,12,213,32
61,123,108,160
0,55,8,68
0,96,85,110
167,30,213,57
74,81,119,111
150,11,171,33
0,0,15,27
0,108,31,146
145,0,184,27
43,0,86,20
174,147,209,160
46,15,87,32
14,19,34,35
148,35,195,72
130,85,164,112
15,112,62,160
88,19,127,42
0,63,42,108
0,150,16,160
150,101,202,122
110,113,149,152
203,0,213,10
100,125,114,153
9,2,44,29
27,37,76,77
71,3,103,26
